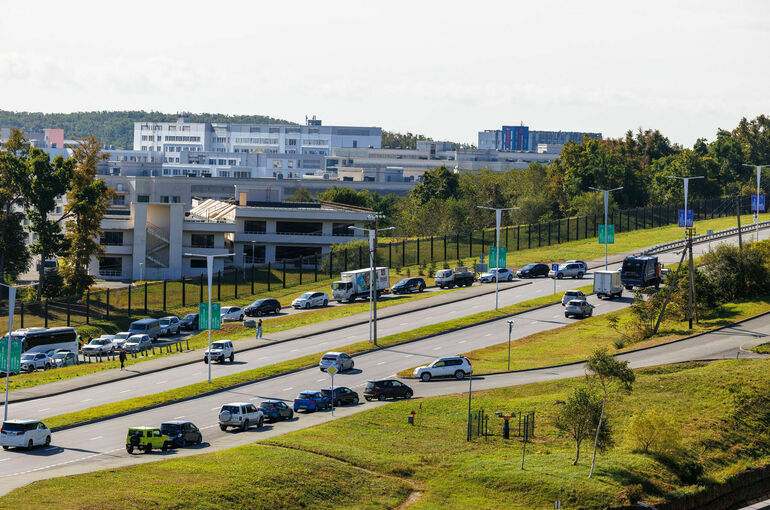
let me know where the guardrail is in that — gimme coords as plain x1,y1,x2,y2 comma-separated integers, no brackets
643,220,770,255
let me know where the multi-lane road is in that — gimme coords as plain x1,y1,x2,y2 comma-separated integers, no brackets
0,227,769,494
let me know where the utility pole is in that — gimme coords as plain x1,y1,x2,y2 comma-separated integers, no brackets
477,206,519,310
588,186,623,270
737,196,744,253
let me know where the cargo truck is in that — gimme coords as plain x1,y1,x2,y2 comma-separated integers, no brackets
620,255,662,290
332,267,390,303
593,270,623,299
434,267,475,289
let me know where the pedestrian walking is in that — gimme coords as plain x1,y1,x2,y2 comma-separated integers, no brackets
256,318,263,339
119,348,127,370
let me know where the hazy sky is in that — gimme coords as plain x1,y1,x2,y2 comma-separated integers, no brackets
1,1,768,146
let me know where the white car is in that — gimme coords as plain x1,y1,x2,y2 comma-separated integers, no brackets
413,356,472,382
1,420,51,450
159,316,181,336
220,306,245,322
19,352,53,372
549,263,585,279
124,334,152,353
478,268,514,283
218,402,264,432
561,290,587,306
204,340,235,364
82,337,115,356
111,332,132,348
292,292,329,309
565,299,595,319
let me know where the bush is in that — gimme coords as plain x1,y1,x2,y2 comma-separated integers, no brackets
625,410,681,454
443,261,450,270
418,264,426,276
613,337,625,350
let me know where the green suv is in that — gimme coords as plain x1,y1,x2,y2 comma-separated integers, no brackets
126,427,172,454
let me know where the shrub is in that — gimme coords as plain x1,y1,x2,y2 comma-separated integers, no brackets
613,337,625,350
418,264,426,276
443,261,450,270
625,410,681,454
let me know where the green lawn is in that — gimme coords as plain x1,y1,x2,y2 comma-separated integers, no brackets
10,359,770,508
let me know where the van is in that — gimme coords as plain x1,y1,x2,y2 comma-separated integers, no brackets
128,319,161,341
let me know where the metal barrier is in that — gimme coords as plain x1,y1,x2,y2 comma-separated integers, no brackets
643,220,770,255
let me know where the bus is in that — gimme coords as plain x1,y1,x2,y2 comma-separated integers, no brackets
7,327,79,355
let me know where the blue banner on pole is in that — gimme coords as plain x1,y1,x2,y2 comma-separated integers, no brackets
752,194,766,212
678,209,693,227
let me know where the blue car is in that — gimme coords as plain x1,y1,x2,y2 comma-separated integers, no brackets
293,391,330,412
259,400,294,422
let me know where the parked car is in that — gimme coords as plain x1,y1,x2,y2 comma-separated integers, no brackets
321,386,360,407
549,262,585,279
160,421,202,448
204,340,234,364
363,379,413,401
292,292,329,309
561,290,587,306
218,402,264,432
391,277,426,294
82,337,115,357
20,352,52,372
245,299,281,317
319,352,354,372
111,332,133,348
413,356,472,382
125,427,171,454
128,319,161,341
220,306,245,322
124,334,152,353
1,420,51,450
293,391,331,412
565,299,595,319
259,400,294,422
516,263,550,278
478,268,515,283
51,351,78,368
179,314,199,330
565,260,588,271
159,316,181,336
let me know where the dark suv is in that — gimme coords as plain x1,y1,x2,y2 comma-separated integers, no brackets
179,313,199,331
160,421,202,447
363,380,413,401
245,298,281,317
391,277,426,295
516,263,550,278
321,386,360,407
259,400,294,422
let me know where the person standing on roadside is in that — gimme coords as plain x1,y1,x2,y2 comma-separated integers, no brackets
256,318,263,339
119,347,127,370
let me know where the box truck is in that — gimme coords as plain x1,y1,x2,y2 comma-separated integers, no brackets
332,267,390,303
593,270,623,300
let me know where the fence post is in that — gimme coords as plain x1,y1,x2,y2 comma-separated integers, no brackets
20,300,24,329
468,232,472,258
388,243,392,268
430,236,434,261
251,264,255,294
481,229,485,256
314,256,318,282
505,226,509,250
200,273,204,303
358,245,363,269
66,296,71,326
267,261,272,291
299,256,303,285
128,284,132,318
329,251,334,279
516,225,520,251
217,270,221,301
163,280,167,312
234,267,238,299
528,224,532,249
144,283,148,315
105,289,109,321
282,260,286,288
456,234,460,260
344,248,348,272
537,222,542,247
417,237,421,265
182,276,186,307
584,216,588,238
557,219,561,244
402,240,405,267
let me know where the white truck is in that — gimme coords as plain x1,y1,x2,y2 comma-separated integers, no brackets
332,267,390,303
594,269,623,300
434,267,475,288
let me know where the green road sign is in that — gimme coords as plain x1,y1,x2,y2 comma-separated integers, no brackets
488,246,507,268
327,365,338,376
598,224,615,244
0,338,22,373
198,302,221,330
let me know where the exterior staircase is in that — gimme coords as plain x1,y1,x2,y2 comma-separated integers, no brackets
145,221,170,268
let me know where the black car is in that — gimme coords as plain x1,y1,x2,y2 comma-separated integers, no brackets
321,386,360,407
516,263,550,278
363,379,413,401
391,277,426,295
245,298,282,317
259,400,294,422
179,313,199,330
160,421,202,447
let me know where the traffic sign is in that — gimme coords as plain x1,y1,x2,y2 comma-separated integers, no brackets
551,263,558,271
752,194,766,212
598,224,614,244
488,246,507,268
327,365,338,376
198,302,221,330
0,338,21,373
678,209,693,227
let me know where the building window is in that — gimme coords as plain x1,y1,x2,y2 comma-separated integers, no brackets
234,171,250,179
244,220,266,234
332,223,354,236
100,231,124,245
172,196,181,203
190,234,214,248
275,245,322,260
273,160,282,168
98,257,122,276
286,139,297,146
219,171,230,177
137,195,150,203
276,221,322,235
243,244,265,263
160,196,169,203
190,258,206,268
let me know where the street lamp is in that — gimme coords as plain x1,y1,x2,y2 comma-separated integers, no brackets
349,216,394,346
666,176,704,237
183,252,233,383
588,187,623,270
742,164,770,242
506,320,514,371
477,206,519,311
2,282,37,421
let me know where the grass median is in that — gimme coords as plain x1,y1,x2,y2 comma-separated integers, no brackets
42,285,581,430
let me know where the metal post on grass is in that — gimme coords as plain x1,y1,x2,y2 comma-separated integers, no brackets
3,282,37,421
466,366,473,441
163,280,167,312
144,283,148,315
507,320,514,372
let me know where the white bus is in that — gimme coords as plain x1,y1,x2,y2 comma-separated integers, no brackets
7,327,79,355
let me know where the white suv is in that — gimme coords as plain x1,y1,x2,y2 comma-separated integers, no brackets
218,402,264,432
204,340,234,364
561,290,587,306
1,420,51,450
413,356,472,382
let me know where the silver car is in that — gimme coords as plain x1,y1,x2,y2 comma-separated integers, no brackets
319,352,354,372
561,290,587,306
124,334,152,353
564,299,594,319
159,316,181,336
20,352,53,372
549,263,585,279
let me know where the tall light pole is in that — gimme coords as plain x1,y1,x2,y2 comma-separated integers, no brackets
184,252,233,383
667,175,704,235
2,282,37,421
349,216,394,346
477,206,519,310
588,186,623,270
506,319,514,372
742,164,770,242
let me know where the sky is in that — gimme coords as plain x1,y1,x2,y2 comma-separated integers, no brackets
0,0,768,147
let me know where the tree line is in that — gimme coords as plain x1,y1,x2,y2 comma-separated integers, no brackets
299,115,770,236
0,129,115,299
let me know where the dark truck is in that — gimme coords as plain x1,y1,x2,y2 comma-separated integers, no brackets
620,255,662,290
434,267,475,289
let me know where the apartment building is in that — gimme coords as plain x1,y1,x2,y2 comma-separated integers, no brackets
478,125,602,151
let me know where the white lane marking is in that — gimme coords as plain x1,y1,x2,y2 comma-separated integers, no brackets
210,406,220,411
89,436,103,441
44,446,56,451
200,424,217,430
0,458,9,462
535,289,542,293
173,416,185,419
458,340,467,344
316,378,325,382
259,356,268,360
404,354,412,358
376,361,386,365
515,294,522,297
319,342,328,346
80,398,93,403
283,387,293,391
346,335,357,339
289,349,299,353
552,315,559,319
38,408,50,412
119,390,130,394
249,397,260,401
399,322,409,326
484,333,491,337
433,346,442,350
472,305,480,308
156,380,168,385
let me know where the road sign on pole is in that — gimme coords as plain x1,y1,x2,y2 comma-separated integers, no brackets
752,194,766,212
678,209,694,227
327,364,337,416
198,302,221,330
598,224,615,244
488,246,507,268
0,338,21,373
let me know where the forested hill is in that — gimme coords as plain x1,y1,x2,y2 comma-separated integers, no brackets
0,110,296,149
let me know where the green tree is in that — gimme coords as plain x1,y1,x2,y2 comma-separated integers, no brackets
410,166,460,206
381,130,431,149
287,187,314,202
625,410,681,454
317,186,369,208
59,137,115,296
0,129,31,286
585,347,635,478
555,387,612,465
